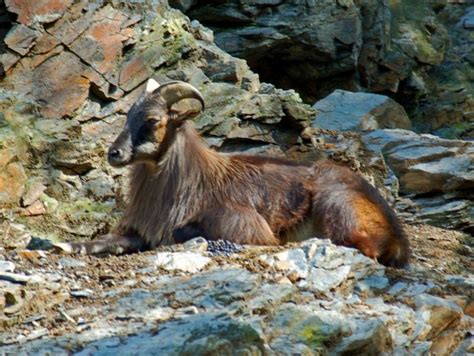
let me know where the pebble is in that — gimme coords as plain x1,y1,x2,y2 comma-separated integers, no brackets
182,237,208,252
70,289,94,298
0,272,43,284
58,257,87,268
175,306,199,317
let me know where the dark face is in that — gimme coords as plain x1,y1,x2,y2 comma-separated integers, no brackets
107,95,169,167
107,80,205,168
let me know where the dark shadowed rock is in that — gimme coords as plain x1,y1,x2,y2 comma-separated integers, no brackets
178,1,473,137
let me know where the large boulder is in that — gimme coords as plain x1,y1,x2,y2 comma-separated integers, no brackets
312,90,411,132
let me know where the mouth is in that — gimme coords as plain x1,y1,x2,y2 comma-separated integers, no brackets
108,159,130,168
107,149,132,168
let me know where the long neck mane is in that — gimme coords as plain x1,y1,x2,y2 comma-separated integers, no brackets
118,122,228,247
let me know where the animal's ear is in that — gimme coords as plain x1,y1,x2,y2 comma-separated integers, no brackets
145,78,160,94
170,107,202,121
155,81,205,120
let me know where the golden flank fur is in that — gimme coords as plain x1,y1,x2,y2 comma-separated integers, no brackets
58,80,410,267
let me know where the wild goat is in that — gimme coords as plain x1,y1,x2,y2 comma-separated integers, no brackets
56,79,410,267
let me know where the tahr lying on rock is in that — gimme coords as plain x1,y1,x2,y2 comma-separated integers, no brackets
55,79,410,267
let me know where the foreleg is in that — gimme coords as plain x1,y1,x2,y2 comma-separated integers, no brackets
54,233,146,255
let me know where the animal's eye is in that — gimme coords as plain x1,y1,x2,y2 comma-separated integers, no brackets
146,118,159,125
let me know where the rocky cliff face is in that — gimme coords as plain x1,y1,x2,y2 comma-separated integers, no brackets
0,0,472,354
177,0,474,139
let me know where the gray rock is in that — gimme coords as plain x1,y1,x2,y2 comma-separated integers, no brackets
259,248,308,280
0,272,43,285
388,281,408,296
306,265,352,292
334,319,393,355
414,198,472,231
266,303,348,354
247,284,296,312
453,335,474,356
363,129,474,231
461,9,474,29
402,282,435,297
77,314,265,355
186,0,363,102
312,90,411,132
357,275,389,292
0,260,15,273
363,129,474,195
58,257,87,268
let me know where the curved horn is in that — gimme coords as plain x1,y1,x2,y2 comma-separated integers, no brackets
156,81,205,111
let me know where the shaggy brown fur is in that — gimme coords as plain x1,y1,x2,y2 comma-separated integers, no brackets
58,80,410,267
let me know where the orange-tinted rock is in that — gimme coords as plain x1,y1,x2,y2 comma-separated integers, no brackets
32,52,90,119
4,24,38,56
32,32,60,54
5,0,72,26
465,300,474,318
70,5,129,77
20,200,47,216
119,56,153,92
0,161,27,206
430,329,463,356
46,1,93,45
0,51,20,73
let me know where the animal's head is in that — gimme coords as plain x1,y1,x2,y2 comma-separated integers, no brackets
107,79,205,167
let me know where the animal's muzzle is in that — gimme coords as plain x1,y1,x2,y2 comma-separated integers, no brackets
108,129,133,167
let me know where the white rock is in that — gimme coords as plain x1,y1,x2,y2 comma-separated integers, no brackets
272,248,308,279
151,252,211,273
182,237,208,252
0,260,15,273
307,265,352,292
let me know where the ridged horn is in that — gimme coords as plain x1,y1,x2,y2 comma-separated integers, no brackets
156,81,205,111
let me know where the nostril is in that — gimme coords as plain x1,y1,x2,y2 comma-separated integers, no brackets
109,148,122,159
